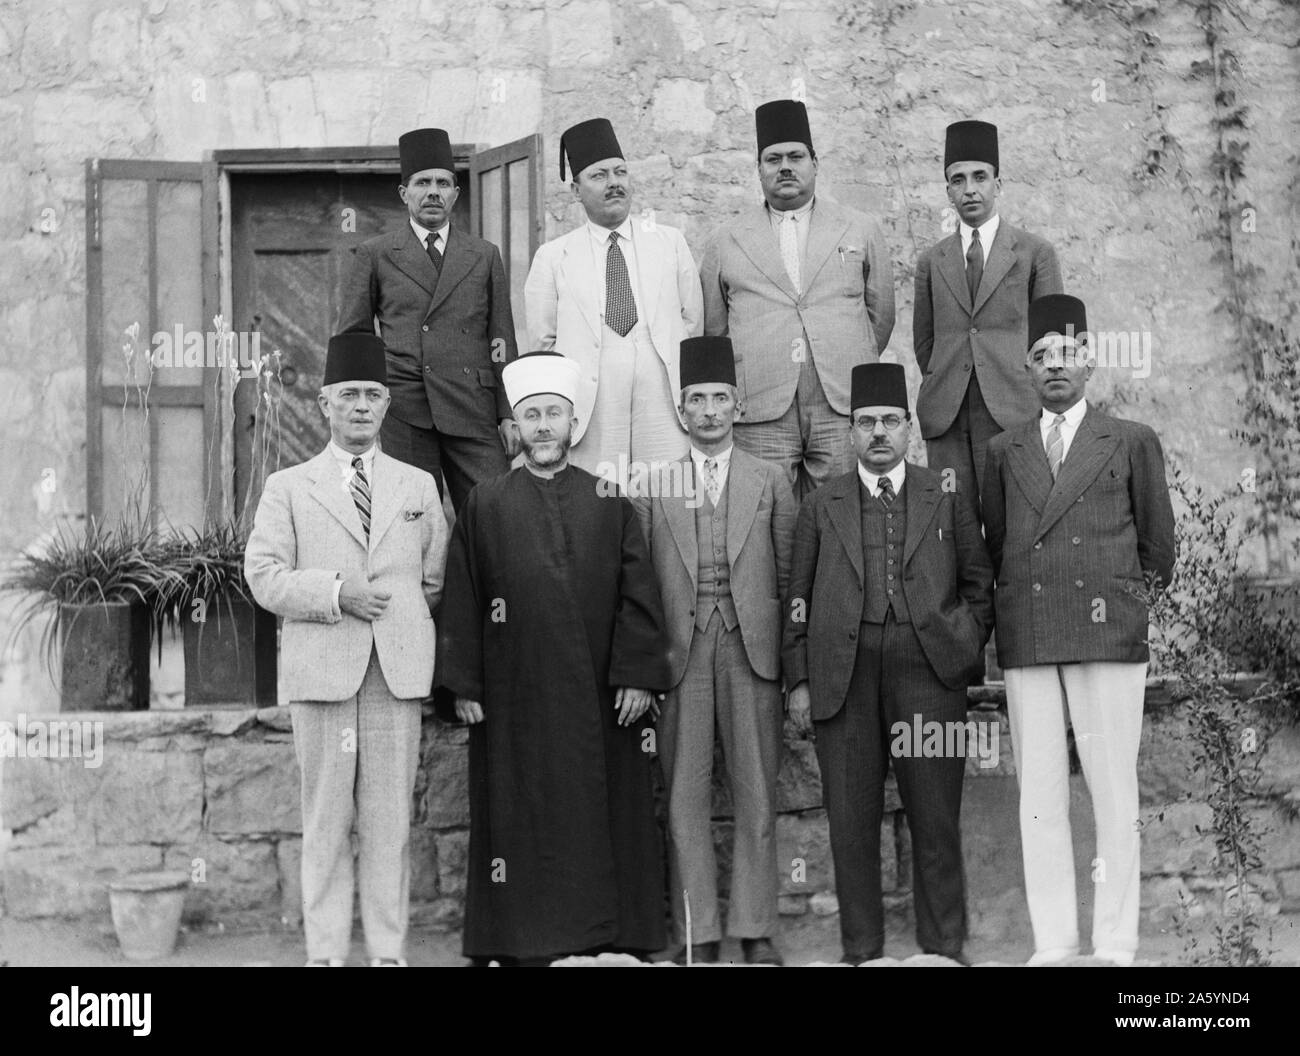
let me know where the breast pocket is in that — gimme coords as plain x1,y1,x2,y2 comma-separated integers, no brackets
839,247,866,298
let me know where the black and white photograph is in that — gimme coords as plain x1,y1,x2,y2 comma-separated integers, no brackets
0,0,1295,1030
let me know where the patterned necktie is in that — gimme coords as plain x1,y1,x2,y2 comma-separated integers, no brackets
877,476,895,507
605,231,637,337
703,457,721,506
1045,414,1066,480
426,232,443,275
780,211,802,295
350,456,371,540
966,226,983,303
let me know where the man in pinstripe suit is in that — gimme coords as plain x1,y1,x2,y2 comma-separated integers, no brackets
982,295,1176,966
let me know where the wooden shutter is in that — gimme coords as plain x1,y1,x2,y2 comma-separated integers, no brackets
85,159,220,529
470,134,542,355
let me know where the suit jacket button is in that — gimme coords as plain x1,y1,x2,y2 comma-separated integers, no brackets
1072,536,1081,545
422,325,429,332
1076,580,1084,588
424,366,431,373
688,609,695,617
1032,583,1042,592
963,363,972,371
970,327,978,334
463,367,471,375
1033,542,1042,550
848,630,856,640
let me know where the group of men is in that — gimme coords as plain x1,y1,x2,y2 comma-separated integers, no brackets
243,100,1177,968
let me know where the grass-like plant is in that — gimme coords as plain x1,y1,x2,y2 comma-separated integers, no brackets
1,515,173,674
149,520,255,636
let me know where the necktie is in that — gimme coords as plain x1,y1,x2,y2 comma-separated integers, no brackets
877,476,895,507
1045,414,1066,480
966,227,983,304
703,457,721,506
605,231,638,337
426,232,443,275
350,456,371,540
780,211,801,295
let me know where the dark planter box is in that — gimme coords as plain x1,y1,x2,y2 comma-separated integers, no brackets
182,595,277,707
59,601,150,711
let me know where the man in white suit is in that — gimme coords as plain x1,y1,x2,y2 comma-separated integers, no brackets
701,100,895,498
524,117,703,484
245,332,450,967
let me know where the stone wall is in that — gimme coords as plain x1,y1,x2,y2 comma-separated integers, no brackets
2,0,1298,557
4,693,1297,948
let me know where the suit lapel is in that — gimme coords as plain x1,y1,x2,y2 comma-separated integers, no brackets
561,228,602,343
972,222,1016,315
935,235,972,315
1003,419,1054,518
366,452,409,551
734,203,799,303
725,449,763,569
664,456,699,589
425,226,475,318
628,223,662,331
826,472,864,585
801,199,851,292
308,450,368,550
1035,409,1118,542
902,466,941,568
389,225,439,299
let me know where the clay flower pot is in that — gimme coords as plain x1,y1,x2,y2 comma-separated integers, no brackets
109,871,190,960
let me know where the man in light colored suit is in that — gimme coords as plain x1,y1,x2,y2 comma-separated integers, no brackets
633,336,796,966
701,100,895,498
245,333,450,967
983,295,1176,966
524,118,703,485
914,120,1062,513
784,363,993,965
337,127,518,511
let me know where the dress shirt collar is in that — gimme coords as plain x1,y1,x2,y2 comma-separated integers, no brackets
328,439,376,479
857,459,906,496
1039,397,1087,434
410,217,449,249
959,212,1000,252
767,195,815,225
690,444,733,472
588,216,635,246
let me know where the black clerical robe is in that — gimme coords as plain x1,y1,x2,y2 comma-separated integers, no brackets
436,465,671,960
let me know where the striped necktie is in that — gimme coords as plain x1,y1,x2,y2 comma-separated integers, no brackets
426,231,443,275
877,476,895,506
1045,414,1066,480
351,456,371,539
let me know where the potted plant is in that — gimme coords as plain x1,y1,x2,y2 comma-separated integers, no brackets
2,516,165,711
151,521,277,708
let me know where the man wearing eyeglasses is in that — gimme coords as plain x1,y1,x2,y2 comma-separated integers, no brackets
783,363,994,965
982,295,1176,966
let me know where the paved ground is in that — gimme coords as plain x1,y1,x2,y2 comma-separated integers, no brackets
3,910,1297,967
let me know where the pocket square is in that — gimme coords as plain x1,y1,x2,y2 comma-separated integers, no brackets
403,510,425,521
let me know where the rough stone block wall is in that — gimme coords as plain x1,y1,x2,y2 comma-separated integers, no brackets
3,697,1296,951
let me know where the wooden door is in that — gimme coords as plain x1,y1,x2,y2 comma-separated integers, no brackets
228,170,470,518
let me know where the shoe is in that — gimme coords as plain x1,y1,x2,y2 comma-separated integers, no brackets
1026,946,1078,966
922,948,970,966
1093,948,1135,967
369,957,408,967
839,949,882,966
305,957,345,967
742,937,785,966
672,941,720,965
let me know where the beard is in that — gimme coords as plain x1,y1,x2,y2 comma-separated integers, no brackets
520,428,572,469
